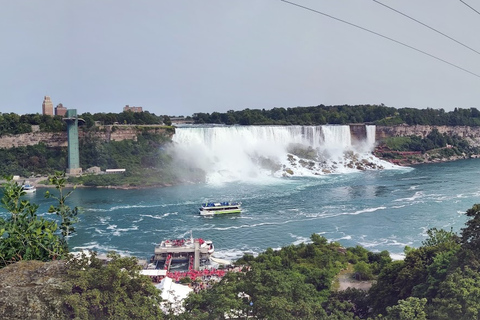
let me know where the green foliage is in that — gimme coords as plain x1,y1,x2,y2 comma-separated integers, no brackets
63,251,164,319
460,204,480,254
192,105,480,126
162,115,172,126
324,288,369,319
183,234,381,319
368,260,406,314
72,131,205,187
368,205,480,319
80,111,163,128
429,267,480,320
45,171,80,250
0,113,66,135
385,297,427,320
0,144,67,177
0,176,66,267
382,129,475,154
354,261,374,280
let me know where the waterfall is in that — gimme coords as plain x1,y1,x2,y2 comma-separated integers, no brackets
171,125,392,183
366,125,376,150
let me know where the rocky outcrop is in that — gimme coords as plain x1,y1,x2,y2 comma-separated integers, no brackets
0,260,67,320
376,125,480,147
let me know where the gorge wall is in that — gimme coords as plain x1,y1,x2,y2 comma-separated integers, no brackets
375,125,480,147
0,125,171,149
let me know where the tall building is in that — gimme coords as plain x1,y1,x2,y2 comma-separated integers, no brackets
42,96,54,116
55,103,67,116
123,105,143,113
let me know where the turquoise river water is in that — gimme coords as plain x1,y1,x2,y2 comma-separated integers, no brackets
2,158,480,262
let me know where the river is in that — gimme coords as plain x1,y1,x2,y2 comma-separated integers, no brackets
6,158,480,262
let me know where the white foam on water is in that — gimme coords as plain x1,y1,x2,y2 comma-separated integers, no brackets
394,191,425,202
105,224,139,236
140,212,178,220
72,242,133,256
289,233,311,245
213,249,253,261
390,253,406,260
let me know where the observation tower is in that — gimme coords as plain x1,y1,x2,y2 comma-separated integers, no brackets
63,109,85,175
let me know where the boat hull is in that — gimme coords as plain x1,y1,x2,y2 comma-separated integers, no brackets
22,187,36,193
199,208,241,215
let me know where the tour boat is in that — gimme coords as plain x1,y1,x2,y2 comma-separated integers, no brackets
21,181,36,193
152,233,214,271
199,201,242,216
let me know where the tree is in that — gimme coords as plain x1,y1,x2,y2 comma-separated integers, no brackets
385,297,427,320
429,267,480,320
44,171,80,251
459,204,480,268
63,251,164,319
354,261,373,280
0,176,66,267
163,115,172,126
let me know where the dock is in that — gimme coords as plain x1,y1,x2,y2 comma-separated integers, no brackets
153,237,214,271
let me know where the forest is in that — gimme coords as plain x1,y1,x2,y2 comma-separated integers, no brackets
0,110,168,136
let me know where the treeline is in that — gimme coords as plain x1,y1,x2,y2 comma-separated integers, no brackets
180,204,480,319
193,105,480,126
0,111,167,136
0,113,65,135
80,111,166,128
2,105,480,137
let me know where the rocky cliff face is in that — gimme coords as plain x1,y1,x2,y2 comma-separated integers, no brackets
376,125,480,147
2,125,480,149
0,260,67,320
0,126,172,149
0,132,68,148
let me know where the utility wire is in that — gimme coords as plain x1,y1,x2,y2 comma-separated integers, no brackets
373,0,480,56
460,0,480,16
279,0,480,79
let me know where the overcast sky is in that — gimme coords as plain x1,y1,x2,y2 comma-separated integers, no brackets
1,0,479,116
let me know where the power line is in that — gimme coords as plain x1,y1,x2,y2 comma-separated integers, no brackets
460,0,480,16
373,0,480,56
279,0,480,79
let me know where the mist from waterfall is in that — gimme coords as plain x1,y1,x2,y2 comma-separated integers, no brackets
171,125,395,183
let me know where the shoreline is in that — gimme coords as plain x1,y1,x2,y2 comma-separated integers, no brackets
8,154,480,191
